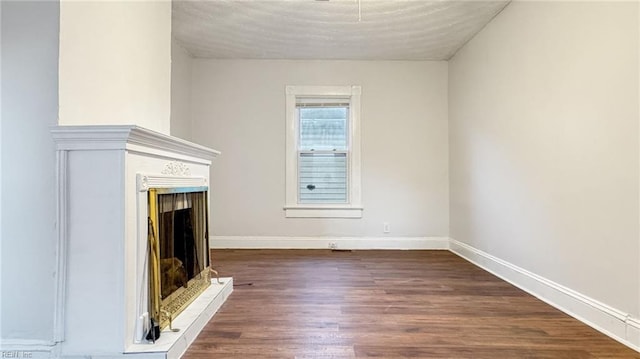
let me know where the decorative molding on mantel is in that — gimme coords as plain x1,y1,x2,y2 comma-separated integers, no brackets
50,125,220,161
161,161,191,176
137,173,208,192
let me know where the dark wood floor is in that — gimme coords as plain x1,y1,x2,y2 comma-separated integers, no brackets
183,250,639,358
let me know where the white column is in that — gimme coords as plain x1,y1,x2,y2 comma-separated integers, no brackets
58,0,172,134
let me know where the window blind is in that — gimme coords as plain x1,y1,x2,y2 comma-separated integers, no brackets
298,153,347,204
298,106,348,151
296,105,349,204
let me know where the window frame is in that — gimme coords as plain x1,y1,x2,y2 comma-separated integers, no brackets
284,85,362,218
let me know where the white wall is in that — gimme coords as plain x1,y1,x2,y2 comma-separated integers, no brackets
170,39,193,140
0,0,3,332
449,0,639,317
58,0,172,135
1,0,59,343
191,60,449,238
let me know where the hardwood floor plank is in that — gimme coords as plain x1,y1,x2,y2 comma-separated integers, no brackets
353,345,592,359
180,250,640,358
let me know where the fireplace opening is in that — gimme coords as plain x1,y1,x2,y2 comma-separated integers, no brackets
148,187,210,331
160,208,199,298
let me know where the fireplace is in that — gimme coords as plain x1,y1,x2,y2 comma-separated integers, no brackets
51,125,233,359
148,187,210,330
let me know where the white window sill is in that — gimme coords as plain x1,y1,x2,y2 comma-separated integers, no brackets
284,206,363,218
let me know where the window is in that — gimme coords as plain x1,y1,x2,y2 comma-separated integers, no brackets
285,85,362,218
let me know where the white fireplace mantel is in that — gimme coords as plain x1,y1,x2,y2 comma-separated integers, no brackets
51,125,232,359
51,125,220,160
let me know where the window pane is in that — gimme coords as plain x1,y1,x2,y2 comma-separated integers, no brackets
298,107,348,151
298,153,347,204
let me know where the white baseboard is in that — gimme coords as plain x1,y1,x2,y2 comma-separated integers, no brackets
449,238,640,352
0,339,54,358
210,236,450,250
627,317,640,350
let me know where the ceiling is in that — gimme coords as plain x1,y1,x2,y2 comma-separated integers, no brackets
172,0,510,61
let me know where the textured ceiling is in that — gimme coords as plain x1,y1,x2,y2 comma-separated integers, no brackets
172,0,510,61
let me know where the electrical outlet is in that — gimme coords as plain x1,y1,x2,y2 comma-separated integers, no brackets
328,242,337,249
383,222,390,233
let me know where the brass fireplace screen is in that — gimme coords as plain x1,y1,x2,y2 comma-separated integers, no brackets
148,187,210,330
